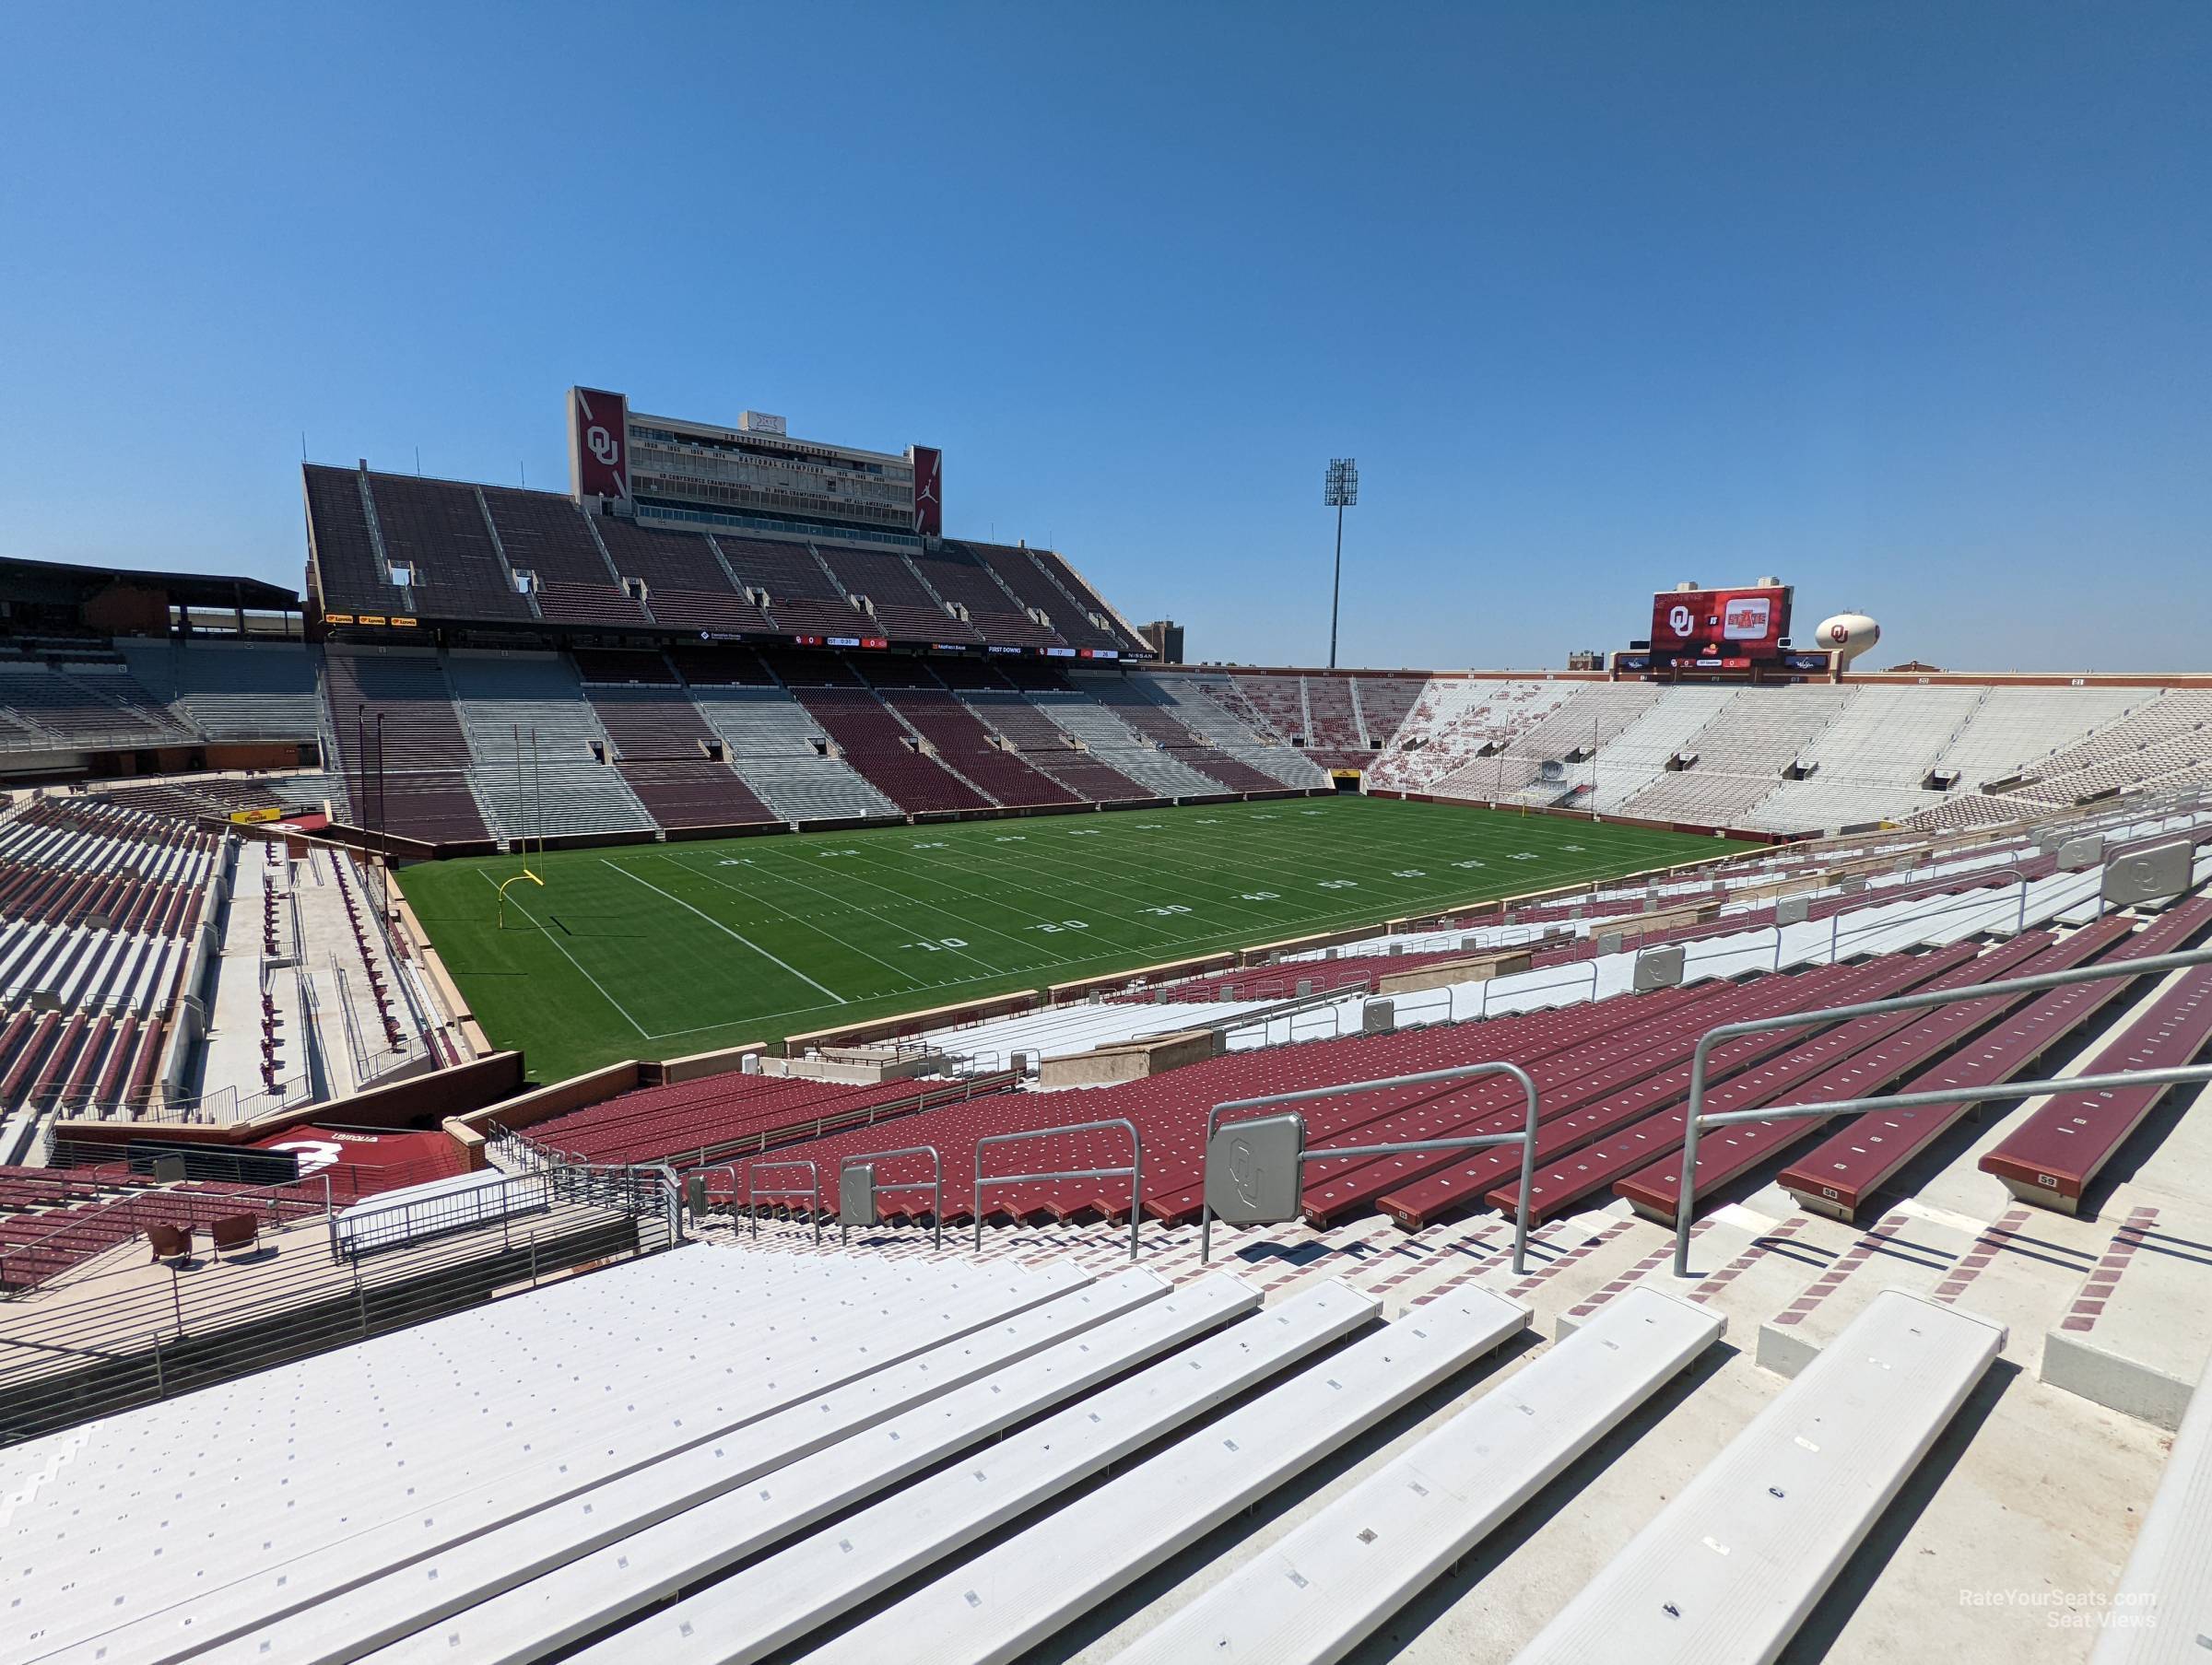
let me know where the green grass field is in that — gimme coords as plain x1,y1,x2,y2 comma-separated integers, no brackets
401,796,1749,1083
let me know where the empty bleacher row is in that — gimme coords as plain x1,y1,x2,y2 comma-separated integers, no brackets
301,463,1147,653
12,1205,2152,1665
318,645,1325,842
0,799,226,1143
1202,671,1430,770
1370,675,2209,834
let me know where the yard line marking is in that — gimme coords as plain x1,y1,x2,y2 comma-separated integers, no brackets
600,860,849,1005
661,852,1011,980
474,871,652,1038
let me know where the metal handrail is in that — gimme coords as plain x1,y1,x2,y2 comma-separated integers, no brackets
1198,1061,1542,1274
840,1143,943,1249
974,1119,1144,1260
1671,942,2212,1275
745,1158,821,1243
1825,857,2033,963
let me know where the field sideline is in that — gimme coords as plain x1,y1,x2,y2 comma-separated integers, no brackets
401,795,1749,1083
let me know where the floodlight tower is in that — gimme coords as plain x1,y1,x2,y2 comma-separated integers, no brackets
1324,458,1359,670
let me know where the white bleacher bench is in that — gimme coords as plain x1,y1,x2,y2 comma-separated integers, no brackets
1112,1285,1726,1664
193,1266,1165,1665
18,1252,1098,1663
346,1272,1263,1665
1513,1289,2004,1665
598,1279,1382,1664
2090,1342,2212,1663
810,1282,1531,1665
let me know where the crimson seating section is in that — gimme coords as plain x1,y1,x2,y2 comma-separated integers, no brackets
0,799,218,1122
724,858,2212,1239
324,854,426,1061
1223,674,1389,769
913,545,1064,646
482,485,649,627
790,687,992,813
1978,897,2212,1211
1767,904,2211,1217
0,1170,330,1291
1351,674,1425,748
814,543,980,644
954,689,1154,802
365,473,535,621
300,464,395,615
322,648,491,841
951,541,1116,650
513,1071,1000,1168
877,690,1081,807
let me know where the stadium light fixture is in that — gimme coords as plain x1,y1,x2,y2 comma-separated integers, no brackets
1324,458,1359,670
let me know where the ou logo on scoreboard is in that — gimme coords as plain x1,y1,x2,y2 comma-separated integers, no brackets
1667,604,1693,636
587,425,619,464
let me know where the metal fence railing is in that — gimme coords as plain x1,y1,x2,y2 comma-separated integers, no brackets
1671,944,2212,1275
974,1120,1143,1260
0,1159,679,1446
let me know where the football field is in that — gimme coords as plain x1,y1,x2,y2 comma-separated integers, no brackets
401,795,1748,1083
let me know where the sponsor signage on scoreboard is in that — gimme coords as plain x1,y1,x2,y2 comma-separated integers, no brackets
570,386,630,502
1648,583,1793,665
910,445,943,536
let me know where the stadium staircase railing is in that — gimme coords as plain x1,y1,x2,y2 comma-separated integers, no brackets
1671,942,2212,1275
975,1118,1143,1260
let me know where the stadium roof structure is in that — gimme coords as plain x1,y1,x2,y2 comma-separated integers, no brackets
0,553,299,614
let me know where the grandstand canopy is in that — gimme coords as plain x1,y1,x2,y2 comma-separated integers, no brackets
0,554,299,622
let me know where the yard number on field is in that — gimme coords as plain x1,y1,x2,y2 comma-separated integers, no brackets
904,937,970,952
1141,904,1194,917
1029,920,1090,933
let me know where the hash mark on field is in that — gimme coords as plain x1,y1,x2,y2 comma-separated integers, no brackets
600,861,848,1004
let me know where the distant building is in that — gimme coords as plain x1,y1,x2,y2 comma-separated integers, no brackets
1885,659,1944,674
1567,649,1604,671
1138,619,1184,662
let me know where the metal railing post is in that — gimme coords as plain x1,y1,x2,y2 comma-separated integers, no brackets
1199,1060,1542,1274
744,1159,821,1241
1671,943,2212,1277
838,1144,943,1249
972,1119,1144,1260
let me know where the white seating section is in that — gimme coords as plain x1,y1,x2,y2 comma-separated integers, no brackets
1029,688,1228,797
1368,678,1578,792
1926,686,2147,791
1513,1291,2004,1665
690,686,900,821
811,1282,1531,1665
1373,680,2206,835
1138,673,1332,787
1114,1287,1726,1664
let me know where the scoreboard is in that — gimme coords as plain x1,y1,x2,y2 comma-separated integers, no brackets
1648,583,1794,669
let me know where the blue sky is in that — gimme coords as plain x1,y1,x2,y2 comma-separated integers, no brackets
1,3,2205,672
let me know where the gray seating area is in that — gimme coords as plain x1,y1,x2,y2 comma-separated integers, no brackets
689,686,899,822
117,639,324,742
446,652,653,840
1030,687,1231,798
0,657,194,752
